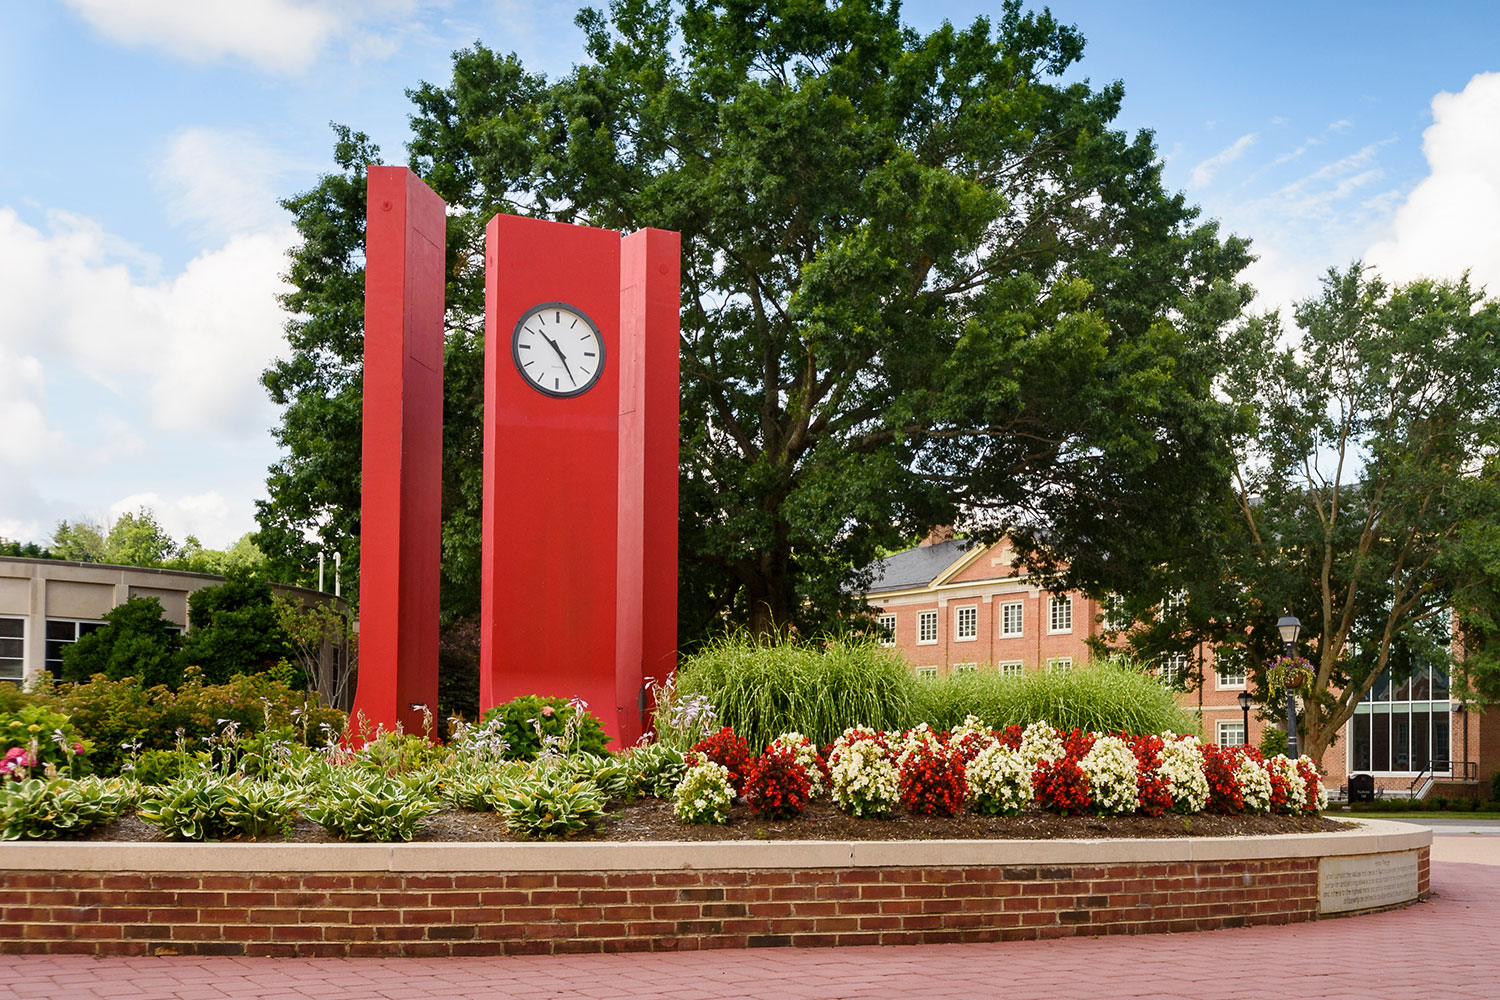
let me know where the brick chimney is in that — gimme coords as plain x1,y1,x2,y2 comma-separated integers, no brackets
917,525,955,547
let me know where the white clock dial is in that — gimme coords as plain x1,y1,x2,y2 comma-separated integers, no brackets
511,302,606,398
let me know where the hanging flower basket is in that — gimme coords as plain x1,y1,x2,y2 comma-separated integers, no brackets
1266,655,1314,693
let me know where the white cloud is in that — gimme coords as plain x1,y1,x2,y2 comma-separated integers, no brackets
0,351,67,467
109,490,248,549
62,0,422,75
1366,72,1500,294
156,128,293,243
1190,133,1258,189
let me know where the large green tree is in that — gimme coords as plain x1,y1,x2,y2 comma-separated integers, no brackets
259,0,1251,642
1111,266,1500,764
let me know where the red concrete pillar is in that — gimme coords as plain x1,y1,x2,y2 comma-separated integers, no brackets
617,229,681,746
351,166,446,740
480,215,624,737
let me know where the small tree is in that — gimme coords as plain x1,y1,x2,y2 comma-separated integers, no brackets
272,595,357,712
177,577,290,683
60,597,182,688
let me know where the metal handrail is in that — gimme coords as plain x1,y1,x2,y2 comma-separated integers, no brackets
1409,759,1478,796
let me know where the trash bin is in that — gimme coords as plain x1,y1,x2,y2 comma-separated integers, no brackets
1347,772,1376,803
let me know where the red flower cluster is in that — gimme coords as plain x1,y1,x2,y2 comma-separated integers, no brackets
1128,733,1172,817
744,746,812,819
1268,759,1294,814
773,732,831,789
1031,731,1097,815
1202,744,1252,813
995,725,1025,750
949,729,991,765
899,743,967,816
1295,757,1321,814
690,727,752,794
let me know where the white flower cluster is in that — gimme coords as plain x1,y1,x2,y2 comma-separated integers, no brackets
672,753,734,824
1267,754,1309,812
769,731,826,797
828,728,900,818
1079,735,1138,815
894,723,945,770
950,714,991,743
1236,757,1273,812
1159,736,1209,814
966,742,1032,816
1019,720,1064,769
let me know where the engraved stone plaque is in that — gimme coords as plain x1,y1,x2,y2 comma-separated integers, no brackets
1319,851,1419,914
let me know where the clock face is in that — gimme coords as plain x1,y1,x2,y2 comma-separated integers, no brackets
511,302,606,398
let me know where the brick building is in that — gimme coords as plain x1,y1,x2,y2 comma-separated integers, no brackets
861,534,1497,798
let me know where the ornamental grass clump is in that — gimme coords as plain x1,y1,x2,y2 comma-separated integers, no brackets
673,753,734,824
828,727,900,818
744,745,812,820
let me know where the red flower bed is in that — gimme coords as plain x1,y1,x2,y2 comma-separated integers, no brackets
899,743,967,817
690,727,753,794
744,746,812,820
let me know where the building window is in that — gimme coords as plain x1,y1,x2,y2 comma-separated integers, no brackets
915,665,939,680
1102,593,1129,631
1217,720,1247,747
1162,589,1188,618
917,611,938,645
954,662,978,674
0,617,23,682
998,661,1024,678
1048,595,1072,634
954,606,978,641
1001,601,1024,637
876,613,897,647
1351,662,1452,775
1161,652,1189,685
1047,657,1072,673
44,619,106,679
1216,663,1246,689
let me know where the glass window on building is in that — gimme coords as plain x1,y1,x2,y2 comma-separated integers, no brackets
954,662,978,674
1047,657,1072,673
1001,601,1024,636
1351,661,1452,775
1216,663,1246,689
1217,720,1247,747
917,610,938,644
998,661,1024,678
876,613,897,647
954,606,978,641
1048,595,1072,633
915,665,939,680
44,619,106,679
0,617,23,682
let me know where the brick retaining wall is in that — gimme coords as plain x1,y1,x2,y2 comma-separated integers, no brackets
0,824,1432,957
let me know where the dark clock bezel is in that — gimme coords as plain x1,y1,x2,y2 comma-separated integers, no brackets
511,301,606,398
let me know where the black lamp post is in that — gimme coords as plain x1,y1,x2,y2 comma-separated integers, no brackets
1237,690,1252,747
1277,615,1302,758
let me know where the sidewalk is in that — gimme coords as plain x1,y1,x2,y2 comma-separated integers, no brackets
1,851,1493,1000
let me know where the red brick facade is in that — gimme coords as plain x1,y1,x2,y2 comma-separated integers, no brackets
0,852,1429,957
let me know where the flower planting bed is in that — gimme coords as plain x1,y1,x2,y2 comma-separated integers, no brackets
0,819,1429,957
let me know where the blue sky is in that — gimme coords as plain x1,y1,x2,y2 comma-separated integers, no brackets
2,1,1498,551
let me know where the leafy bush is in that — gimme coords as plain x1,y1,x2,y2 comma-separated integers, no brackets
129,748,194,785
0,776,136,839
350,730,453,776
479,695,610,761
137,773,304,840
673,754,734,825
743,746,811,820
175,577,290,684
59,596,182,687
689,727,752,794
623,742,686,798
563,752,634,800
304,773,440,841
440,762,524,811
0,702,90,774
1259,726,1289,757
674,636,915,752
495,767,607,839
48,669,345,775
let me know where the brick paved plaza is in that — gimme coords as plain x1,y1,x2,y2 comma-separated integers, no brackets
0,836,1492,1000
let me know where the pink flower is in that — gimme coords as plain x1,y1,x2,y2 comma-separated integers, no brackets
540,705,555,717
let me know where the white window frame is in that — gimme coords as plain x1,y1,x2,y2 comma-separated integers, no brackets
915,665,939,680
44,618,107,678
917,610,939,645
1161,652,1189,685
876,613,897,647
1001,601,1024,637
1048,595,1073,634
998,661,1024,678
0,616,24,682
953,662,978,674
1102,593,1129,632
1217,720,1247,748
1215,663,1246,690
1047,656,1072,673
954,605,978,642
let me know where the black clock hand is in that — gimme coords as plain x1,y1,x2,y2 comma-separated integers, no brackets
535,329,578,384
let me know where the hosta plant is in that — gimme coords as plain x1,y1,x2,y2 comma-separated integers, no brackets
304,774,441,841
496,767,608,839
624,742,687,798
0,776,136,840
673,753,734,825
440,762,524,812
564,752,634,800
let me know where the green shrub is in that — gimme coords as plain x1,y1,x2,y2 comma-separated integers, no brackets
59,596,182,688
0,703,91,775
304,774,440,841
479,695,610,760
129,748,196,786
1259,725,1290,757
674,635,916,752
349,730,453,776
0,777,136,839
175,577,291,684
495,767,607,839
912,662,1198,736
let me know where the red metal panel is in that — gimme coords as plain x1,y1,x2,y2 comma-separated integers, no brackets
618,229,681,747
481,214,624,740
352,166,445,741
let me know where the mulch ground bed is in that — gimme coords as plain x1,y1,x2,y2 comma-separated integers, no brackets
82,798,1350,844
